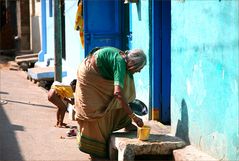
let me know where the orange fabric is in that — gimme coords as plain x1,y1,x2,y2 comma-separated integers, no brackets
51,82,74,99
74,1,84,48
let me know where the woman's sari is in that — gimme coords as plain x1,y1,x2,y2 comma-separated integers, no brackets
75,57,136,157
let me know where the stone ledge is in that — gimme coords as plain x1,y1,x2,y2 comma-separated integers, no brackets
173,145,219,161
27,67,67,81
109,121,186,161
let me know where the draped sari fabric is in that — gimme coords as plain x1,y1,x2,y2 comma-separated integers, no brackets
75,57,136,157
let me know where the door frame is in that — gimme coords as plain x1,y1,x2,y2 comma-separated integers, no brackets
151,0,171,124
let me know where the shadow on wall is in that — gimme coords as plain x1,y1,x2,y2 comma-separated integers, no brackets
175,99,190,144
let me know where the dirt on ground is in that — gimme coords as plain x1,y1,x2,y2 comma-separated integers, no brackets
0,54,16,70
0,54,21,72
0,54,53,90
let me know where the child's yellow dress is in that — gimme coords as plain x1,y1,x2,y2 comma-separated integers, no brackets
51,81,74,99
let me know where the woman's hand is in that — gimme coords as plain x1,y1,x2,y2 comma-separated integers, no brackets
113,85,144,127
132,116,144,127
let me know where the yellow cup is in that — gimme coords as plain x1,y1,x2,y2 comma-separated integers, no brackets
137,125,151,141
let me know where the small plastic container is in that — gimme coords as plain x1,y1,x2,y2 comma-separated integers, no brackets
137,125,151,141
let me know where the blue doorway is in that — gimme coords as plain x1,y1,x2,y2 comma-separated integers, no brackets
83,0,128,56
151,0,171,124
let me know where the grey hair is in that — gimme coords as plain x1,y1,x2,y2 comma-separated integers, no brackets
126,49,147,71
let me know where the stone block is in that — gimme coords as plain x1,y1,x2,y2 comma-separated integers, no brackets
173,145,218,161
109,121,186,161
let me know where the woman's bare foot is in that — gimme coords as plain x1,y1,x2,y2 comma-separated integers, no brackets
61,123,67,126
54,124,62,128
59,123,69,128
54,122,60,127
54,123,69,128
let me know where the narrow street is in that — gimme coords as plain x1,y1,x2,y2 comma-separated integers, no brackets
0,56,90,161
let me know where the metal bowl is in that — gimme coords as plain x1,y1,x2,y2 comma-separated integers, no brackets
129,99,148,116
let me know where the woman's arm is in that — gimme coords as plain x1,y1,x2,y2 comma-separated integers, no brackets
114,85,144,127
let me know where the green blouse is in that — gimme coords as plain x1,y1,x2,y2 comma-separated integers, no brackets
95,47,132,88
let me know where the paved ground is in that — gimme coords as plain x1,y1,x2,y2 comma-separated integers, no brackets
0,55,91,161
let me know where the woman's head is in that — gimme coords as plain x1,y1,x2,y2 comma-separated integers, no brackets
125,49,147,74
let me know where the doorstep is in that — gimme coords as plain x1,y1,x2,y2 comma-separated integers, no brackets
109,120,186,161
27,66,67,83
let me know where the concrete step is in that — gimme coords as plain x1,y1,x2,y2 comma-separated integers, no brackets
27,66,67,83
15,57,38,64
15,53,38,63
109,121,186,161
173,145,218,161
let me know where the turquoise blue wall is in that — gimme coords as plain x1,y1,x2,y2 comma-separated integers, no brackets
64,1,84,82
40,1,84,83
171,1,239,160
130,1,150,114
42,1,148,87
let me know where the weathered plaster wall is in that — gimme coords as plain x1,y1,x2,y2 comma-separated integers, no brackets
171,1,239,160
43,1,148,86
45,1,54,62
43,1,83,83
130,1,150,113
64,1,84,82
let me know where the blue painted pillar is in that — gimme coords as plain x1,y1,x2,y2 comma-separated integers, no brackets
151,0,162,121
38,0,47,62
161,0,171,124
151,0,171,124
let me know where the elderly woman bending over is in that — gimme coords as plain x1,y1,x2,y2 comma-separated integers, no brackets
75,46,147,158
